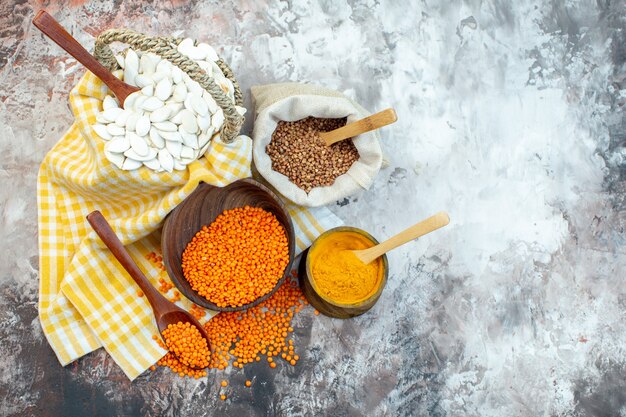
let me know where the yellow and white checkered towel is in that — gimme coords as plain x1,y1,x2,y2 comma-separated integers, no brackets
37,71,341,380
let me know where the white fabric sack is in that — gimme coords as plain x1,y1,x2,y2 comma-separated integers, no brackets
251,83,383,207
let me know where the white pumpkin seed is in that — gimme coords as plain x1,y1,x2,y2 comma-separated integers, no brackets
197,43,219,62
115,54,125,69
211,109,225,129
140,53,156,75
159,130,182,142
180,109,198,133
197,114,210,131
96,113,110,124
105,136,131,153
197,60,213,75
190,95,209,116
125,50,139,69
122,157,143,170
93,124,112,140
173,158,186,171
128,131,149,156
158,149,174,172
153,121,177,131
103,95,118,110
142,96,164,111
165,102,184,115
198,132,212,149
203,92,220,114
172,83,187,102
166,140,182,158
123,91,142,110
104,150,125,169
133,95,148,112
126,113,140,131
177,38,195,56
188,79,203,96
135,115,151,137
171,110,183,124
180,145,195,159
151,71,168,83
134,74,152,88
141,84,154,96
149,128,165,149
101,107,124,122
187,46,207,61
180,128,198,148
143,158,160,170
156,59,172,74
184,95,194,112
114,110,130,127
106,124,126,136
123,65,138,87
171,66,183,84
124,147,156,162
150,106,171,123
155,78,173,101
235,106,247,116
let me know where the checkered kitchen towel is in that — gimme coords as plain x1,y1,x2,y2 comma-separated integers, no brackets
37,71,341,380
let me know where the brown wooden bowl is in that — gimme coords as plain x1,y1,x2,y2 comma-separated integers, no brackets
298,226,389,319
161,178,295,312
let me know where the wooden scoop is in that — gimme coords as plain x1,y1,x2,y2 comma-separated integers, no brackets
319,108,397,146
33,10,139,106
352,211,450,264
86,211,210,369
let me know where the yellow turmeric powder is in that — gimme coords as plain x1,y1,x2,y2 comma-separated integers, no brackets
309,231,383,304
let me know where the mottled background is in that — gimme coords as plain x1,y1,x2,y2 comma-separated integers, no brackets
1,0,625,416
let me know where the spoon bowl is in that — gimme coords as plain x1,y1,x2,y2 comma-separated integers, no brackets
86,210,210,369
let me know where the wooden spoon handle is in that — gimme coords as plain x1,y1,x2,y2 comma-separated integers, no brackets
86,211,164,308
32,10,137,104
353,211,450,264
319,108,397,146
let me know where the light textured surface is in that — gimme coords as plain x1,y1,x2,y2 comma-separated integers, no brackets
1,1,625,416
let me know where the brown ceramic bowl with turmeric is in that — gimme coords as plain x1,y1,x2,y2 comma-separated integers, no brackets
298,227,388,318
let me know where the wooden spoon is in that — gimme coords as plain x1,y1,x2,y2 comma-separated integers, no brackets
33,10,139,106
319,108,397,146
86,210,211,368
352,211,450,264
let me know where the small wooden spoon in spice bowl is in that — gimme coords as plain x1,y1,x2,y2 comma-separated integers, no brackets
87,211,211,370
299,212,450,318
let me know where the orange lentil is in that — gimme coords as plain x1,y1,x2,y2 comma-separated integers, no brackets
181,206,289,308
137,290,144,297
149,365,156,371
314,309,320,316
221,380,228,387
290,359,296,366
220,394,226,401
245,380,252,387
270,362,276,368
202,273,306,371
160,321,210,370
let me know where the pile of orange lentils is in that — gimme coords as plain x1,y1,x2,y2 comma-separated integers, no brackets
204,273,306,370
181,206,290,308
145,251,312,381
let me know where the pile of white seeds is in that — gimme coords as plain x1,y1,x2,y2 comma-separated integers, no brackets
91,38,245,172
